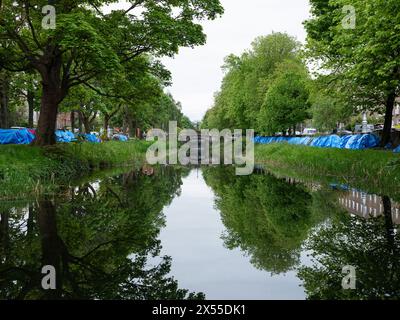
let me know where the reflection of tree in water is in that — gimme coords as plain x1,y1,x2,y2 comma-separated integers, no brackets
299,196,400,300
203,167,323,274
0,166,204,300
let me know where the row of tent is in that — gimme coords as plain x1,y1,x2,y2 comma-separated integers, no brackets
55,131,129,143
54,130,103,143
0,128,128,145
55,130,131,143
254,134,400,151
0,128,35,145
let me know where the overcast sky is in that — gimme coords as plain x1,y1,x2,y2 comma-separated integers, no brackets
110,0,311,122
163,0,311,121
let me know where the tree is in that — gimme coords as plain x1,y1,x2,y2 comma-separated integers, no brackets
0,70,40,128
309,77,353,132
311,95,348,133
122,91,194,134
305,0,400,146
202,32,302,131
0,0,223,145
258,60,311,135
0,71,10,128
61,85,102,133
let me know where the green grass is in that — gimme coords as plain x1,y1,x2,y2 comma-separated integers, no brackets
255,144,400,198
2,140,399,201
0,140,150,200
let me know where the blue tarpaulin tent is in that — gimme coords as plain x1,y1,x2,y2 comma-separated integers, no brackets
346,134,380,150
113,134,128,142
311,135,341,148
338,135,353,149
84,133,101,143
55,130,77,143
254,134,381,150
0,128,35,145
57,131,101,143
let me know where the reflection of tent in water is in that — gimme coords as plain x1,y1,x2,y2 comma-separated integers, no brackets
336,188,400,224
0,128,35,145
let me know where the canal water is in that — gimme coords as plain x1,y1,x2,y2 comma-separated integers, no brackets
0,166,399,299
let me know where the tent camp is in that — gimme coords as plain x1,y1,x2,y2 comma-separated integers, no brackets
254,134,381,150
0,128,35,145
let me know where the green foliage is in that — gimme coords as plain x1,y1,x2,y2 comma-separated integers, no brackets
255,144,400,199
0,70,40,128
310,96,349,132
125,92,194,131
0,141,150,200
305,0,400,140
202,33,310,132
309,78,353,132
0,0,223,144
259,60,311,135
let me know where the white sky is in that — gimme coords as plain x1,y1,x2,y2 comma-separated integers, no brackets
109,0,311,122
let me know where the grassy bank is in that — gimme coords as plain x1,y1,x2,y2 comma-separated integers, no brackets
0,141,150,200
255,144,400,198
2,140,400,201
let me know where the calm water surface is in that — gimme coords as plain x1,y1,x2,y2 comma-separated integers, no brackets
0,166,399,299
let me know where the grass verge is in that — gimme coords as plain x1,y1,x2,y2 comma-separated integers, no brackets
255,144,400,198
0,140,150,200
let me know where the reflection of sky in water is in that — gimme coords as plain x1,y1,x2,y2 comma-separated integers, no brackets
157,169,307,300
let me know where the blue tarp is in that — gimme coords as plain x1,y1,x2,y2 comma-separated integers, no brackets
338,135,353,149
55,130,77,143
345,134,380,150
0,129,35,145
113,134,128,142
311,135,341,148
57,131,101,143
84,133,101,143
254,134,381,150
394,145,400,153
0,129,105,145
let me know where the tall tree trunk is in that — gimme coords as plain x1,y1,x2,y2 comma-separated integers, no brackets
35,84,60,145
0,73,10,129
134,120,139,138
27,89,35,128
127,113,135,138
35,52,66,146
380,92,396,147
103,113,110,133
122,113,128,135
78,109,94,134
78,113,83,133
82,117,91,134
82,117,90,134
70,111,75,131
